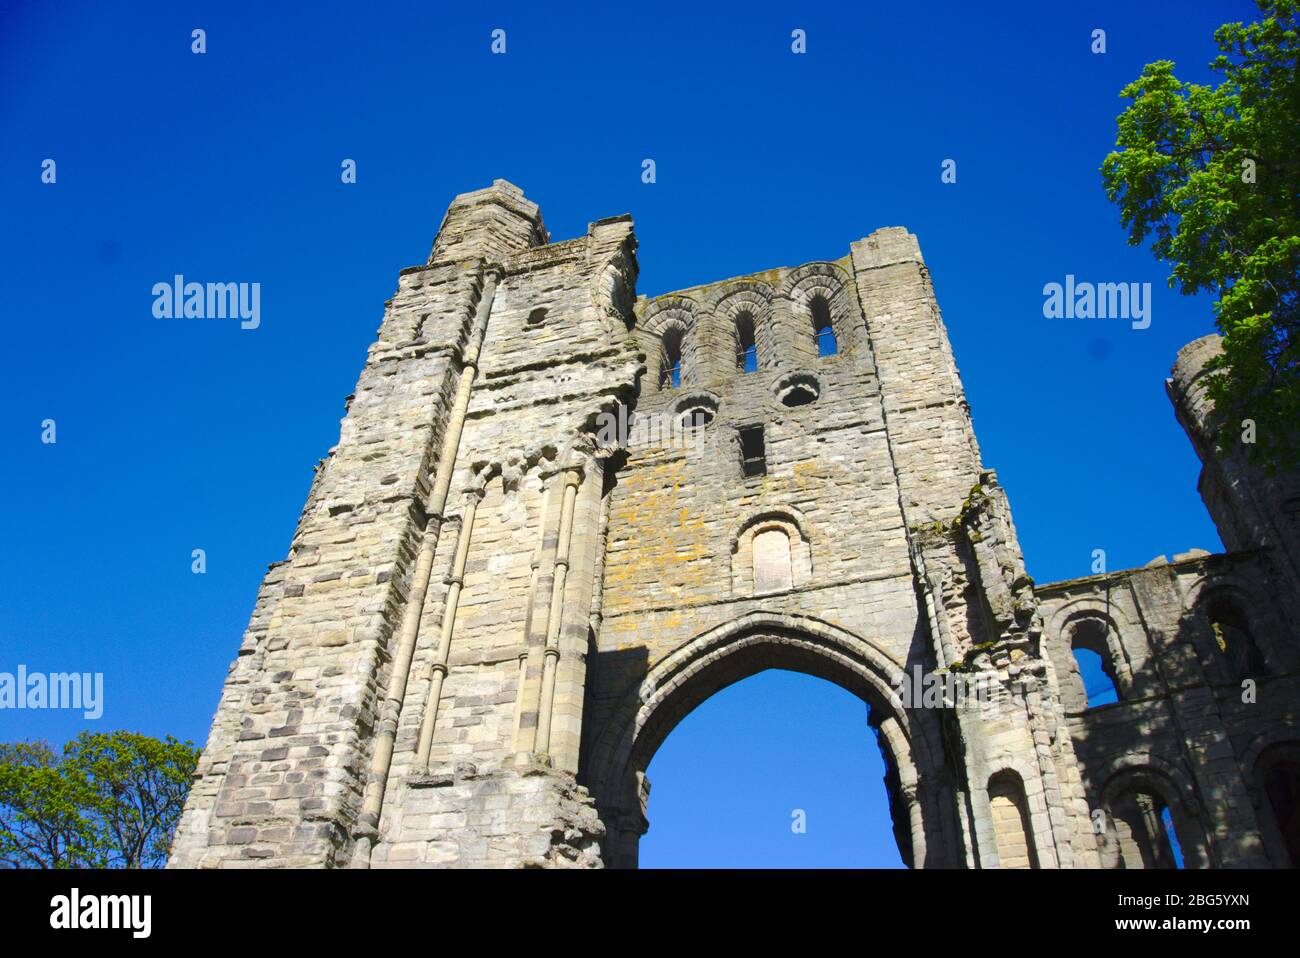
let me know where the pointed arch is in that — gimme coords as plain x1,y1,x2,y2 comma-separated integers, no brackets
582,612,957,869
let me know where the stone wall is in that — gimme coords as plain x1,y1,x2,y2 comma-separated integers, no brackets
1029,332,1300,869
1039,543,1300,868
171,181,1298,869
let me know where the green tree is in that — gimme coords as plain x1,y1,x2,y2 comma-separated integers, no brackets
0,732,199,869
0,741,98,868
1102,0,1299,470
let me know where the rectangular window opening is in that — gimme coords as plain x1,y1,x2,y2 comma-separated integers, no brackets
739,425,766,478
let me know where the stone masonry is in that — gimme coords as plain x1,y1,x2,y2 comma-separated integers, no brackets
168,181,1300,868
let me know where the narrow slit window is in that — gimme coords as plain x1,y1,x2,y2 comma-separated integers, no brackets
735,312,757,373
811,294,837,356
739,425,766,478
660,326,684,389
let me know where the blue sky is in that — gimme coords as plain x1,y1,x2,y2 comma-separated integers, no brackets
0,0,1257,866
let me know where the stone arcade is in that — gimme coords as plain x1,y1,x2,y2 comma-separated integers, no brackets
169,180,1300,869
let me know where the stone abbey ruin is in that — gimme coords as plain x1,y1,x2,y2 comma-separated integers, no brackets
169,181,1300,869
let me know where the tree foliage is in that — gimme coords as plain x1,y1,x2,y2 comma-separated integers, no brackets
1102,0,1299,469
0,731,199,869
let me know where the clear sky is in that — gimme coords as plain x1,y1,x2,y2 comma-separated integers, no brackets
0,0,1257,866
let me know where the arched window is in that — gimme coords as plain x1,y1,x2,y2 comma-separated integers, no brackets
659,326,684,389
1110,789,1184,869
731,514,812,596
1205,594,1266,679
1263,763,1300,867
735,311,757,373
752,528,793,594
987,771,1038,868
810,294,837,357
1070,619,1120,707
1256,747,1300,867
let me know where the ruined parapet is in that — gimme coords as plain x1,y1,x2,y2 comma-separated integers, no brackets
912,471,1100,869
428,179,548,266
956,472,1041,654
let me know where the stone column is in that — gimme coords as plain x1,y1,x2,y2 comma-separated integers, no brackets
348,268,500,867
414,487,483,766
535,470,581,757
510,469,571,761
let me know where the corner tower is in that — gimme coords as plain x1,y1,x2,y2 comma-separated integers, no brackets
170,182,640,868
1168,334,1300,595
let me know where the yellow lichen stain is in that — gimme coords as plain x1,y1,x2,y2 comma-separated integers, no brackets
792,459,833,491
601,459,715,612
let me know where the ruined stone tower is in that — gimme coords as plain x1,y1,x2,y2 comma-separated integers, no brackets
169,182,1300,869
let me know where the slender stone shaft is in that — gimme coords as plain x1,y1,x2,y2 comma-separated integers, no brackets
414,493,481,765
535,472,580,756
350,269,498,862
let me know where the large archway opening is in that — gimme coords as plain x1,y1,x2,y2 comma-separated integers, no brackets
584,614,960,869
638,669,906,867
